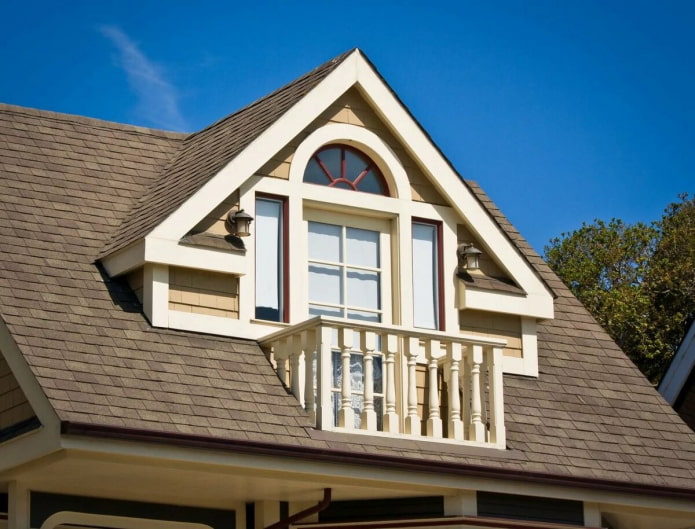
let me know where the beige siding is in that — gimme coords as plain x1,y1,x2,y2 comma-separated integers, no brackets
257,88,448,206
192,189,240,236
169,267,239,319
459,310,523,358
0,353,35,430
126,267,144,304
457,224,509,280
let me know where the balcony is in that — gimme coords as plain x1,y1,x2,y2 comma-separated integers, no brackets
260,316,506,447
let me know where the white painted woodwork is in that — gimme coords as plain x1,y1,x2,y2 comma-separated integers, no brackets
261,315,507,448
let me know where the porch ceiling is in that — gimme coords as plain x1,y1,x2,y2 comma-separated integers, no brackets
4,449,453,510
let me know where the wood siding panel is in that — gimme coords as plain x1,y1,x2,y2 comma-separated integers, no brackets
169,267,239,319
459,310,523,358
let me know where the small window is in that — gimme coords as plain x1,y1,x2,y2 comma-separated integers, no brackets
255,196,287,321
412,220,443,330
304,145,388,195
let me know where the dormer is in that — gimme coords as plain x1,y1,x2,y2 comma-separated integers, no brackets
98,49,554,448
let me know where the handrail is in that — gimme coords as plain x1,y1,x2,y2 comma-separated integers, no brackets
259,315,507,347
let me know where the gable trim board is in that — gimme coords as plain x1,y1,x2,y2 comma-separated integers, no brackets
659,320,695,405
60,420,695,504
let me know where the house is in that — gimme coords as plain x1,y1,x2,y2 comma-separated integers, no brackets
1,48,695,529
659,320,695,431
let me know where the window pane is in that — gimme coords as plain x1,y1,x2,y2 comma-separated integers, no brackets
304,158,330,185
412,223,439,329
346,227,379,267
309,304,343,319
255,198,282,321
345,149,368,180
309,222,342,262
346,268,380,310
309,264,342,305
317,147,341,179
346,309,380,323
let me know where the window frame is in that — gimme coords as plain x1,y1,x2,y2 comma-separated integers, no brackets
255,193,289,323
411,217,445,331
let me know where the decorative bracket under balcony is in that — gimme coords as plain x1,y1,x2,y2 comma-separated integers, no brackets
259,316,507,448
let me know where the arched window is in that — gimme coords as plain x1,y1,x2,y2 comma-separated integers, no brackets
303,145,388,195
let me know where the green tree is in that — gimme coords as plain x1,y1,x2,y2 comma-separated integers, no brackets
544,195,695,384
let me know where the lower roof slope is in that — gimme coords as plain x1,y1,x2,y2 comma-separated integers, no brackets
1,103,695,496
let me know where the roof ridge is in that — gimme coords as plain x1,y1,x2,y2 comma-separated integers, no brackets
0,102,188,140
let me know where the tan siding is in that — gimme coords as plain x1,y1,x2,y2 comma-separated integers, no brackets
457,224,508,280
169,267,239,319
257,88,448,206
0,353,35,430
126,267,144,304
459,309,523,358
192,189,240,236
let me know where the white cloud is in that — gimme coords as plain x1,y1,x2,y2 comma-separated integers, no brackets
100,25,188,131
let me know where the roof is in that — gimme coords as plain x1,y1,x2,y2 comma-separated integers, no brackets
2,55,695,496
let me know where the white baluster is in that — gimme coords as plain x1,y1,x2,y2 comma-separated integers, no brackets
469,344,485,441
290,334,303,406
302,330,316,424
360,330,377,431
447,342,463,440
316,325,333,430
488,346,506,446
425,339,442,438
383,333,400,433
338,328,354,428
404,336,421,435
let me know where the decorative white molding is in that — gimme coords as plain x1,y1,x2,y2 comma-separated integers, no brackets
143,263,169,328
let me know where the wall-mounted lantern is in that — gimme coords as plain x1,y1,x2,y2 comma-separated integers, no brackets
225,208,254,238
457,243,483,273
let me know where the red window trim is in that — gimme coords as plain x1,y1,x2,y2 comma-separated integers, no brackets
307,144,390,196
412,217,445,331
256,192,289,323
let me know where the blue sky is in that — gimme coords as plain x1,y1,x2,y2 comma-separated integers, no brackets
2,1,693,254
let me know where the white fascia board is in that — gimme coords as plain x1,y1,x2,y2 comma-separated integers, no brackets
148,52,361,243
100,240,146,278
659,322,695,404
144,237,249,276
462,288,554,320
168,310,284,340
354,53,554,313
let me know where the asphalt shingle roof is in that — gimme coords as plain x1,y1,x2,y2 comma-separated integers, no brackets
1,54,695,495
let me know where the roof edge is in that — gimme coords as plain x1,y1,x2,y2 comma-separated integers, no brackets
61,421,695,502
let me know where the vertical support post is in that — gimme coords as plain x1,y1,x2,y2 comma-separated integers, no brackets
338,327,354,429
426,339,442,438
447,341,463,440
488,345,506,446
316,325,334,430
404,336,421,435
302,329,316,424
383,333,400,433
469,344,485,441
8,481,29,529
462,346,472,439
361,330,377,431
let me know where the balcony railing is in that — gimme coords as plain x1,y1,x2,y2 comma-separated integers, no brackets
260,316,506,447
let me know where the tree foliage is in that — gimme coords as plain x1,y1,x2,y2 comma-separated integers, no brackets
544,194,695,383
